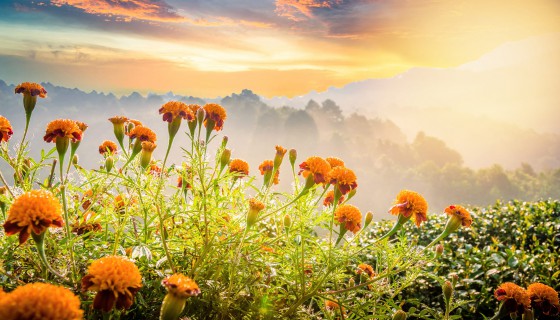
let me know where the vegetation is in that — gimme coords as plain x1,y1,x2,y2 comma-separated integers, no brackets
364,200,560,319
0,82,558,320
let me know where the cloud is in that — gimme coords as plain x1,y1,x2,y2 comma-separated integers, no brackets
50,0,184,22
275,0,343,21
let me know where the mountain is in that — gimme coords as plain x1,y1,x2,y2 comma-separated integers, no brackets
263,33,560,168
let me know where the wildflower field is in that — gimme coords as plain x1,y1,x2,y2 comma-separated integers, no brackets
0,82,558,320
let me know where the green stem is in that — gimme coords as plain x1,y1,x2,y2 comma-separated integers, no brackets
59,154,78,282
31,232,67,280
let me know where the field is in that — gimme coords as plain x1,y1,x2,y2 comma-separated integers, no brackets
0,84,558,320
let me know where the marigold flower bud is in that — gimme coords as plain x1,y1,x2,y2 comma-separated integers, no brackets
392,310,407,320
443,280,453,304
220,149,231,169
435,244,444,257
72,154,79,165
283,214,292,229
105,156,114,172
247,198,265,228
364,211,373,227
289,149,297,168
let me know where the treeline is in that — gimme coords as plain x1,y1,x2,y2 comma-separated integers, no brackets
220,90,560,216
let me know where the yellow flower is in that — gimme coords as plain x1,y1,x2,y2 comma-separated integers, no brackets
389,190,428,227
229,158,249,176
334,204,362,234
129,126,157,143
203,103,227,131
527,283,559,315
494,282,531,313
444,205,473,228
162,274,201,299
323,190,344,207
0,116,13,142
327,166,358,196
81,256,143,312
326,157,345,168
0,282,83,320
357,263,375,278
159,101,194,122
14,82,47,98
298,156,331,185
99,140,118,155
3,190,64,244
43,119,82,143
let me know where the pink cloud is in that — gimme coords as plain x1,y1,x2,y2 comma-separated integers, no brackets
275,0,342,21
50,0,184,22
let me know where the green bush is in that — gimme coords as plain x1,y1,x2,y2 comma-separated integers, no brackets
363,199,560,319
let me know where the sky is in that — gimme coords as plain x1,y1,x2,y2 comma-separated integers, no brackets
0,0,559,97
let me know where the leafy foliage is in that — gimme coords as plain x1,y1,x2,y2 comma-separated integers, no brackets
364,199,560,319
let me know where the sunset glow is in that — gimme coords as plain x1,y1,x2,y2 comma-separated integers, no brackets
0,0,559,97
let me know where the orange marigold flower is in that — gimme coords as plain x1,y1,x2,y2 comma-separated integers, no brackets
326,157,345,168
203,103,227,131
99,140,118,155
357,263,375,278
327,166,358,195
323,190,344,206
43,119,82,143
261,245,275,253
162,274,201,299
444,205,473,228
259,160,273,175
247,198,265,227
325,300,344,312
0,282,83,320
187,104,201,115
81,256,143,313
494,282,531,312
129,126,157,143
109,116,129,124
141,141,157,152
527,283,559,315
229,158,249,176
159,101,194,122
0,116,14,142
275,145,287,157
3,190,64,244
72,221,102,235
14,82,47,98
334,204,362,234
389,190,428,227
127,119,143,127
74,121,88,132
149,163,162,176
114,194,137,213
259,159,280,184
299,156,331,185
